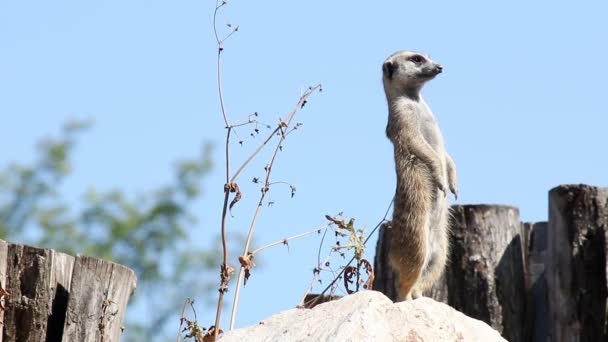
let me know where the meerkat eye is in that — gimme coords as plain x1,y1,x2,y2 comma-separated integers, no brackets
409,55,425,63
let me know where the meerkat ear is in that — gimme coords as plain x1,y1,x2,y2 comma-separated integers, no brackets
383,61,396,79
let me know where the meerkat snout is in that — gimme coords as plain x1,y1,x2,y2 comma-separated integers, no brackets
427,63,442,76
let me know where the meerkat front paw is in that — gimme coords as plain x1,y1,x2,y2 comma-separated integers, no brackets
433,176,448,196
449,180,458,199
445,156,458,199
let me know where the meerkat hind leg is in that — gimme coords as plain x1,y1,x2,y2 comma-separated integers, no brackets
390,206,430,301
415,202,450,296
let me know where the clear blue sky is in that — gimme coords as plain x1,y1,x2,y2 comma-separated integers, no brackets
2,0,607,337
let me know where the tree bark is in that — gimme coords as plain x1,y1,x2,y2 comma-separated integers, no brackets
522,222,549,342
546,184,608,342
0,240,136,342
443,205,526,342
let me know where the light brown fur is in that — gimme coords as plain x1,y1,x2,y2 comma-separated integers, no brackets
382,51,457,301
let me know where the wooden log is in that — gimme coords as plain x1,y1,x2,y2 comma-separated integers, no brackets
522,222,549,342
0,240,136,342
62,256,137,342
2,241,75,342
0,241,7,342
444,205,526,342
546,184,608,342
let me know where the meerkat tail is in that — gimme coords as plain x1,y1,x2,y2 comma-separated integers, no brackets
388,160,433,301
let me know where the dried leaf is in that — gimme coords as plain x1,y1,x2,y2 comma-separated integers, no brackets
226,182,242,214
343,266,357,294
361,259,375,290
325,215,347,229
203,326,223,342
238,252,255,285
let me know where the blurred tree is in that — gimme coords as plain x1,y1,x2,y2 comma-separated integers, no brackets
0,120,224,341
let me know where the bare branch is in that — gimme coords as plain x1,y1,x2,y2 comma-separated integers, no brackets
176,298,191,342
211,1,322,335
229,85,322,330
250,228,322,256
212,0,234,338
302,197,394,309
230,126,280,183
213,0,230,128
230,85,320,183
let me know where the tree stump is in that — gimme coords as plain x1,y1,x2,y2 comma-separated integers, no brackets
0,240,137,342
522,222,549,342
442,205,525,342
546,184,608,342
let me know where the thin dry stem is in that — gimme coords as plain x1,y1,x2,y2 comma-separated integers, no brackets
303,197,394,308
230,85,320,182
211,1,322,334
239,85,321,256
214,0,229,128
230,126,280,182
213,1,234,338
251,228,322,256
228,189,266,329
176,298,192,342
299,253,331,306
229,85,321,330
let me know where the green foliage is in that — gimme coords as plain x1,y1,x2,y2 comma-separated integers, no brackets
0,120,221,341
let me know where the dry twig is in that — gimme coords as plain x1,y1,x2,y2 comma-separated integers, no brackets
302,197,394,308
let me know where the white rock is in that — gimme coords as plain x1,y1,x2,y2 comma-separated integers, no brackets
221,291,507,342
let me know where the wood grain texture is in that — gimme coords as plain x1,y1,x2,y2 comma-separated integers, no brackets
547,184,608,342
0,240,7,342
62,256,136,342
523,222,548,342
0,240,136,342
444,205,526,342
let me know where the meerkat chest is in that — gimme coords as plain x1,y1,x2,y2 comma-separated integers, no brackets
418,101,444,150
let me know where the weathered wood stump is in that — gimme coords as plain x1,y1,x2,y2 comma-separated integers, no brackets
0,240,137,342
546,185,608,342
523,222,549,342
439,205,526,342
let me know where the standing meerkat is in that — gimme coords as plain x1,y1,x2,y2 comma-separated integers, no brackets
382,50,457,301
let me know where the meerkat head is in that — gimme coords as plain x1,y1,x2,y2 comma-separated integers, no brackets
382,51,442,97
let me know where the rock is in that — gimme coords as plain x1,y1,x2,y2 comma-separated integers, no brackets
221,291,506,341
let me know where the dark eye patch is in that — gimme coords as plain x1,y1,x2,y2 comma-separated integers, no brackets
409,55,425,63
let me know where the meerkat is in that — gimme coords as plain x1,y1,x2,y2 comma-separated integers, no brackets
382,50,457,301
